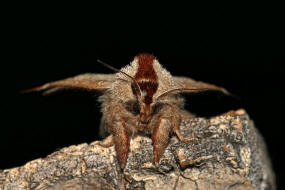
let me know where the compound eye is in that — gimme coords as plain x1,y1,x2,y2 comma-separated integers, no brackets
125,100,140,115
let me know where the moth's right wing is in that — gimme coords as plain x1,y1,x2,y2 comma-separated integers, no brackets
173,76,230,95
23,73,116,95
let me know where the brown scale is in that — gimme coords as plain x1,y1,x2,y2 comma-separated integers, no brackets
132,53,158,105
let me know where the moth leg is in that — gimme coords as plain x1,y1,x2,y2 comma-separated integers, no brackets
170,108,198,144
152,118,172,167
112,121,130,169
173,123,197,144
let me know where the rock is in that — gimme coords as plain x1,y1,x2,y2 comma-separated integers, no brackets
0,109,275,190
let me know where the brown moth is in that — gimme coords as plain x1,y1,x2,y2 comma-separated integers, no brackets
25,53,229,169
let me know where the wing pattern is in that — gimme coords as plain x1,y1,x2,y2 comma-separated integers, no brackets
23,73,115,94
173,76,230,95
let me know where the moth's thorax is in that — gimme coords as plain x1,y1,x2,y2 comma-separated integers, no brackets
132,53,158,105
134,53,157,81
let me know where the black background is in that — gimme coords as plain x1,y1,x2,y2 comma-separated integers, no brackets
2,3,284,189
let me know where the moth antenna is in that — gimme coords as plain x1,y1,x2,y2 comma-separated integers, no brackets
156,88,212,101
97,59,143,102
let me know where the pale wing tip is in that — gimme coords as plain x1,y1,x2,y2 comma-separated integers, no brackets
20,84,50,94
221,87,231,95
21,87,41,93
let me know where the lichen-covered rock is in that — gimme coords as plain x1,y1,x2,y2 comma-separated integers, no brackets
0,109,275,190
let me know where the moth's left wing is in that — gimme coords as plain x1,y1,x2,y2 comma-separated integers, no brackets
23,73,116,94
173,76,230,95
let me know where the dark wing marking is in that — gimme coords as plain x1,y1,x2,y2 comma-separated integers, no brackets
173,76,230,95
23,73,116,94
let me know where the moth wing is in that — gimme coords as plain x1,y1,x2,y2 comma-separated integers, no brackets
23,73,116,94
173,76,230,95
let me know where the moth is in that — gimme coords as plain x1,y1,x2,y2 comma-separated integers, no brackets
25,53,229,169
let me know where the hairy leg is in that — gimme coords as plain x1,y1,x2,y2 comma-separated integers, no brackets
173,123,196,143
167,105,198,144
112,121,130,169
152,118,172,167
101,99,136,169
151,104,198,167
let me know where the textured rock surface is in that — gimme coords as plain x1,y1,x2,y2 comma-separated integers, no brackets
0,109,275,190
